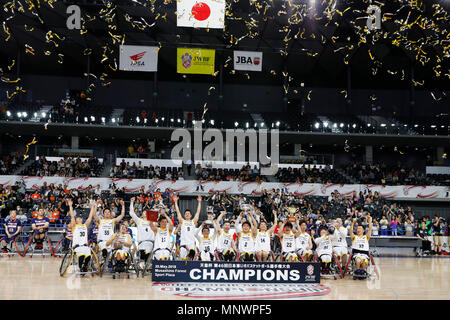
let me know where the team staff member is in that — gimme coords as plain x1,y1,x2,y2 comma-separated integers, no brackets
1,210,22,253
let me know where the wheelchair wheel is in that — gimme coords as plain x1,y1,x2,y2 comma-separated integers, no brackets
59,250,74,277
100,252,110,275
14,237,25,257
89,249,101,277
142,256,152,278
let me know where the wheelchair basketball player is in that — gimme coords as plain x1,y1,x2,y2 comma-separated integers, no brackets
349,215,373,279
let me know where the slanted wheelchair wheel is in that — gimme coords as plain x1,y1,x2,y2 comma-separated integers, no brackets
59,250,74,277
142,256,152,278
100,252,110,275
14,237,26,257
90,249,101,277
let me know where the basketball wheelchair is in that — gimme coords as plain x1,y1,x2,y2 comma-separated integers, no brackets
99,243,140,279
0,229,27,258
313,251,344,280
59,245,101,277
343,249,379,280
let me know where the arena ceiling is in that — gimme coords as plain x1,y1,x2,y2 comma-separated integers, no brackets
0,0,449,90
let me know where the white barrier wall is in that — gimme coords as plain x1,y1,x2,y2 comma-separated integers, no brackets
116,158,331,170
36,156,104,164
0,175,449,199
426,166,450,174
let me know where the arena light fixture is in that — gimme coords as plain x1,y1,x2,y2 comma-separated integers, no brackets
155,119,159,123
161,117,165,121
136,116,140,123
23,112,28,118
367,123,371,127
193,120,196,125
6,111,11,117
323,121,328,128
260,122,265,127
314,122,320,129
17,112,22,117
101,117,105,123
380,123,386,127
333,123,337,128
177,118,181,123
246,122,249,128
340,123,344,128
170,118,174,122
91,116,95,122
210,119,215,125
352,123,356,128
112,118,116,123
33,112,37,117
84,117,88,122
276,121,280,127
391,123,395,126
144,118,147,123
431,125,436,128
414,124,418,127
234,121,239,127
41,112,46,118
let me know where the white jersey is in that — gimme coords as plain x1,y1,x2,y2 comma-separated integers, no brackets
98,218,114,242
136,218,154,243
315,235,333,256
352,235,369,252
217,230,234,252
238,232,255,253
255,231,271,252
296,232,311,250
112,232,132,251
154,227,171,250
180,220,196,247
198,236,214,253
72,224,88,248
281,231,296,253
331,227,348,247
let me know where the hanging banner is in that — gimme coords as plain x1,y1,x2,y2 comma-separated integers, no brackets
177,48,215,75
119,45,158,72
234,51,263,71
177,0,225,29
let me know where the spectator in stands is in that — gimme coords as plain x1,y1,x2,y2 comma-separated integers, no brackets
390,215,398,236
405,219,415,236
379,215,389,236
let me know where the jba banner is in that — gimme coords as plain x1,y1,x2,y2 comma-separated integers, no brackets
119,45,158,72
177,48,215,75
234,51,263,71
152,260,320,284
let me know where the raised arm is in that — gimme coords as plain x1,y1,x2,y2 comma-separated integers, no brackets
350,218,356,240
113,199,126,223
129,197,139,224
173,195,184,225
68,199,75,227
92,199,102,223
248,213,258,237
367,215,373,241
277,219,286,238
215,210,226,232
161,209,174,233
85,199,95,227
268,211,278,235
193,195,202,225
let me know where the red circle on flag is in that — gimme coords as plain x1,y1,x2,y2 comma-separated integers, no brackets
191,2,211,21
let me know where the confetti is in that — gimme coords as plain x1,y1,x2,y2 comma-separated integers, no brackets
23,137,37,160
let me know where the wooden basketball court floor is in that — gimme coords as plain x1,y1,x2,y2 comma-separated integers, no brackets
0,256,448,300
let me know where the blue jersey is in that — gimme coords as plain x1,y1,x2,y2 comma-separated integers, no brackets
32,217,50,232
5,218,22,235
89,225,98,241
64,225,73,238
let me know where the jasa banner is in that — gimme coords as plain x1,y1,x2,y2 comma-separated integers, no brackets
177,48,215,75
119,45,158,72
152,260,320,284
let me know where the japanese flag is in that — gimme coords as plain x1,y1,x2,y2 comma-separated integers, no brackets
177,0,225,29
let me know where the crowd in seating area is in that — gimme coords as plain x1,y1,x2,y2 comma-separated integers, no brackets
0,152,24,175
194,163,266,182
275,165,350,184
21,156,104,178
109,160,184,180
343,161,434,186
